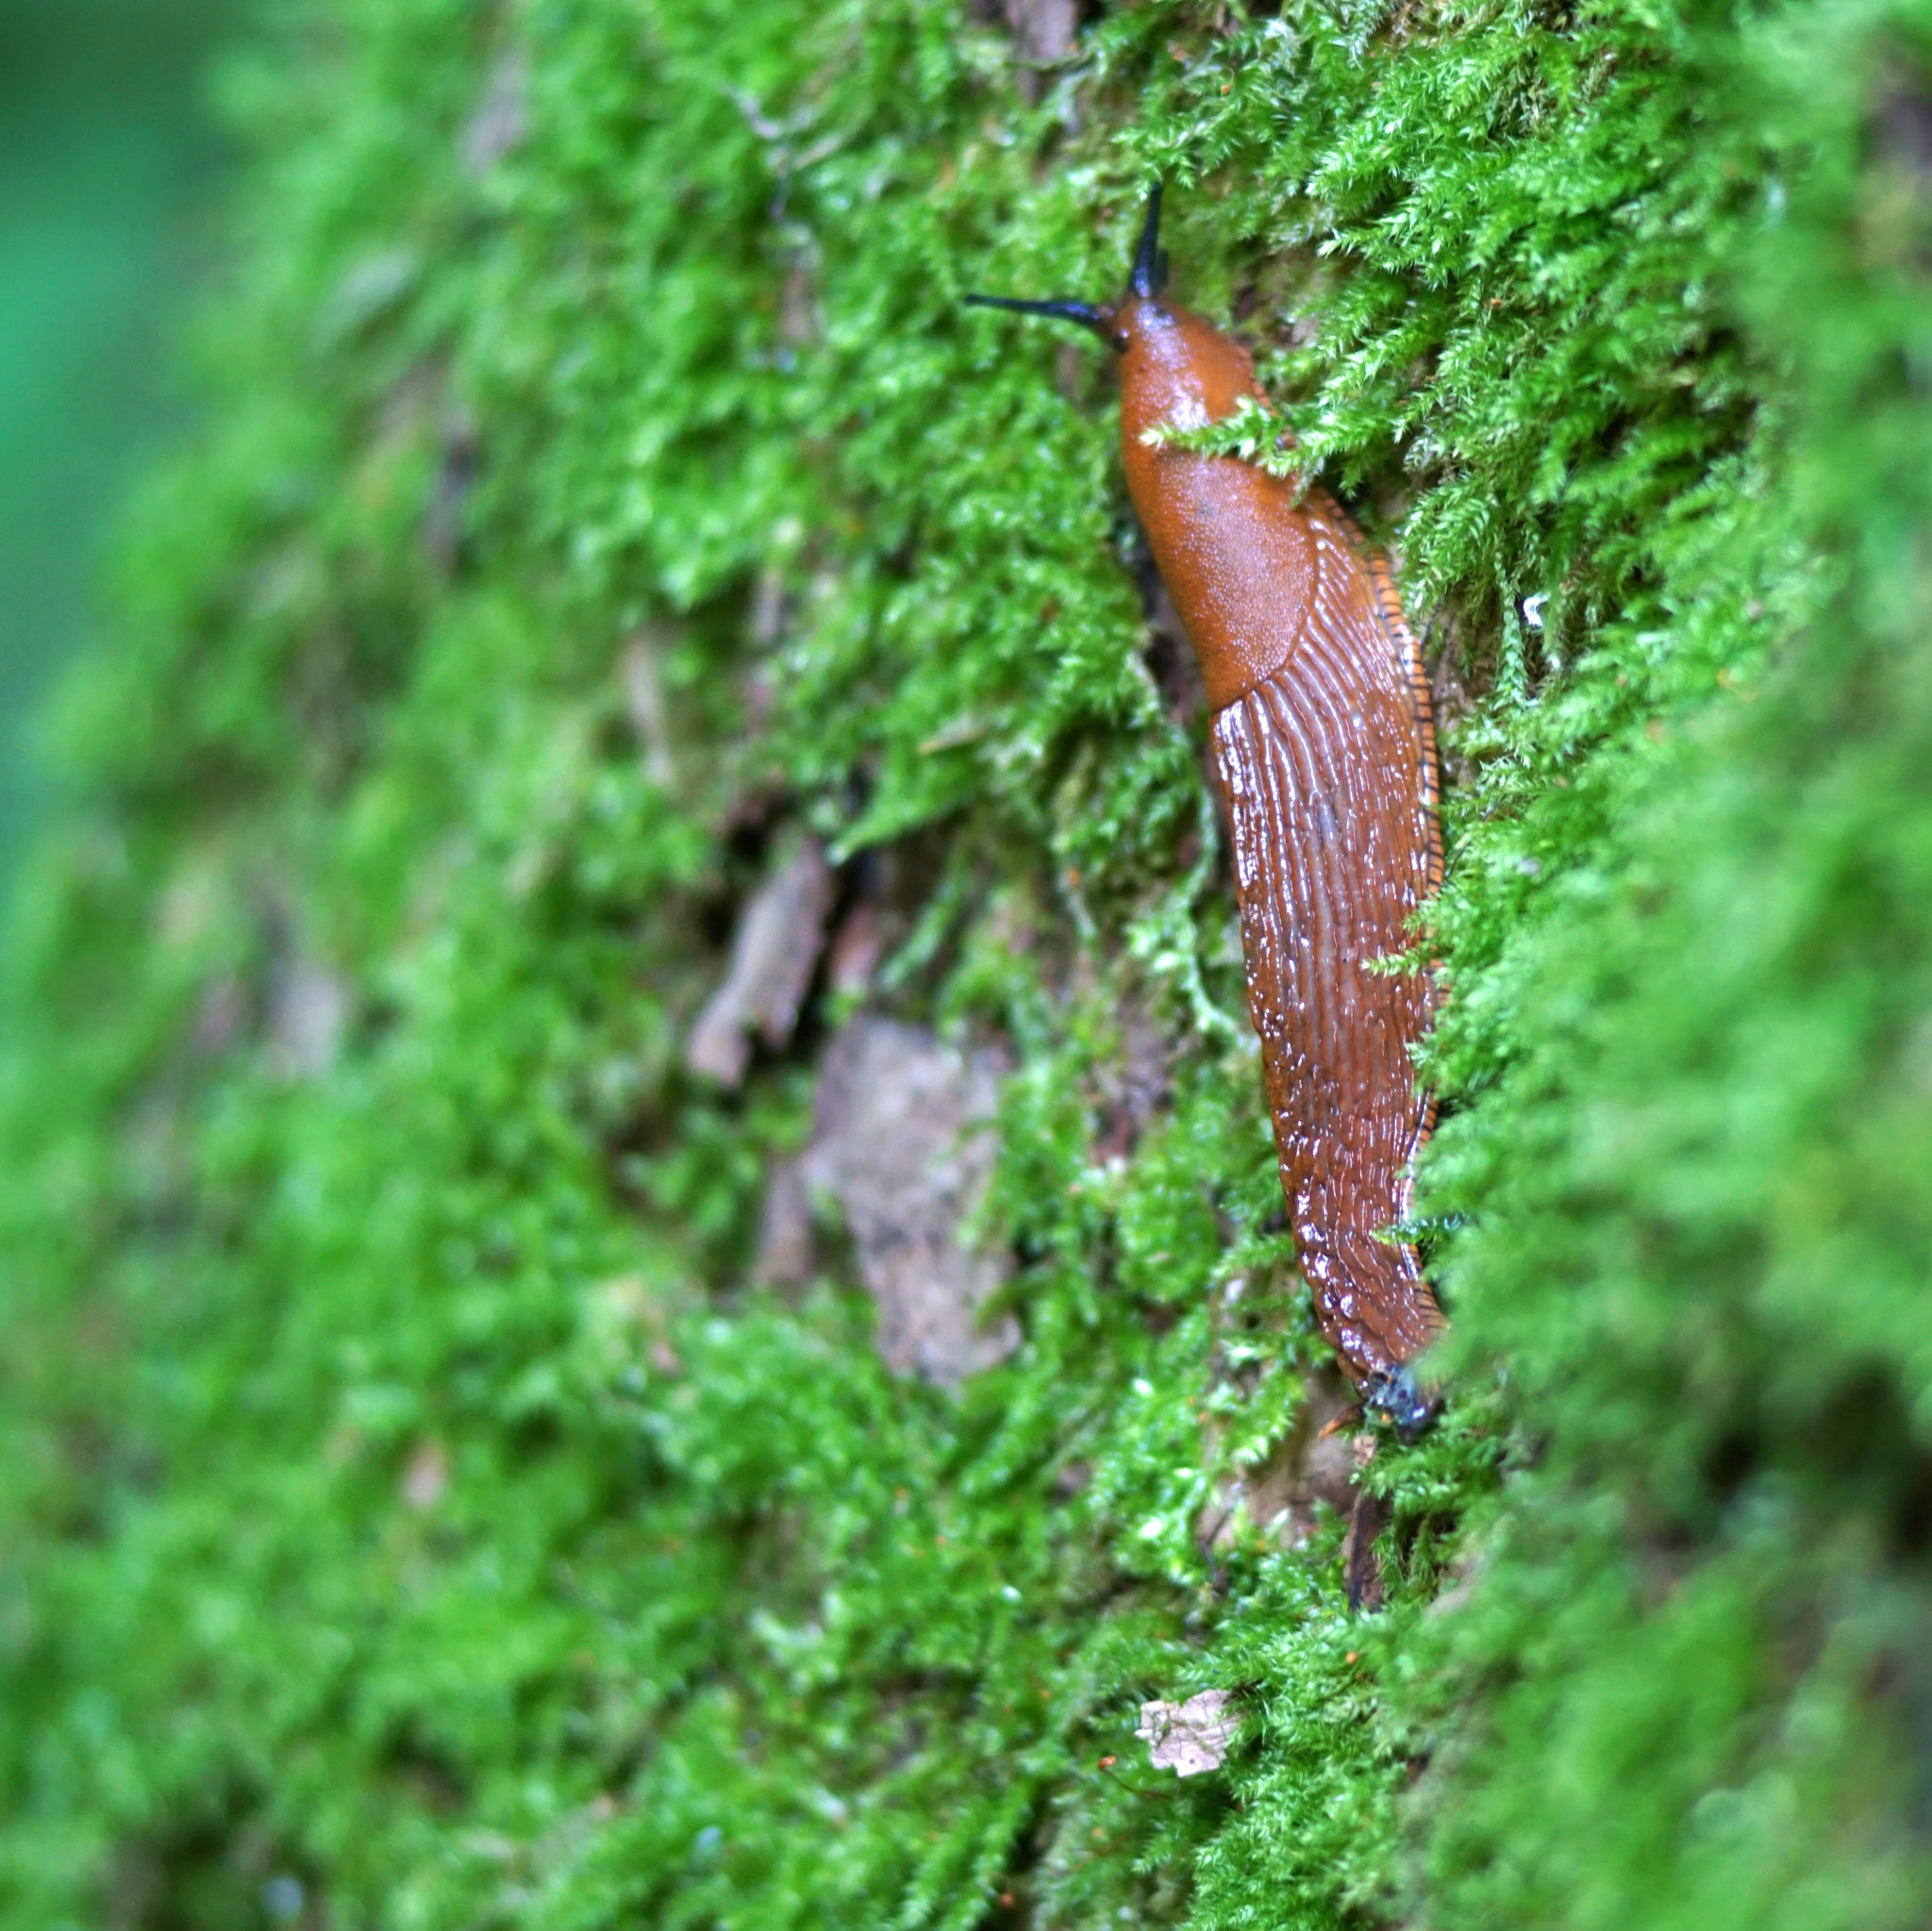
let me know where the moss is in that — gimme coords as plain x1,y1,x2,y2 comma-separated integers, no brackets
4,0,1932,1924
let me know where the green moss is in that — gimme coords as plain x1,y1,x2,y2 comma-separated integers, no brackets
4,0,1932,1924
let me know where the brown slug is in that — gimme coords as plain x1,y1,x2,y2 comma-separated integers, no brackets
969,188,1443,1428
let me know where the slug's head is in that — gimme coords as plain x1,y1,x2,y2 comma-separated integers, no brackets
966,185,1261,435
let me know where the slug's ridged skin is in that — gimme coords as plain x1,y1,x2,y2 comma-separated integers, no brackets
1118,297,1444,1390
1212,623,1441,1379
967,201,1444,1406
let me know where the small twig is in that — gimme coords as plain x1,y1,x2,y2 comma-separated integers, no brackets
1096,1754,1171,1802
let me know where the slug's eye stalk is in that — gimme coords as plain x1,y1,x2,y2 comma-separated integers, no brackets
1127,181,1167,299
962,181,1166,355
962,293,1113,339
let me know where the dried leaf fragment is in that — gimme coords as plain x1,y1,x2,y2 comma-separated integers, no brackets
1137,1690,1236,1777
753,1156,814,1287
686,837,835,1087
801,1015,1017,1385
620,628,676,790
1005,0,1076,64
401,1440,449,1512
269,955,349,1080
461,48,528,175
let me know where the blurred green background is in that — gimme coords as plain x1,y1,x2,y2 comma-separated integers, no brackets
0,0,233,881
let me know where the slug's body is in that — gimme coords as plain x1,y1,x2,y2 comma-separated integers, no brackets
972,192,1443,1421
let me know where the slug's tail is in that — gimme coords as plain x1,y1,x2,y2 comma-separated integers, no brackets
1364,1362,1439,1440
